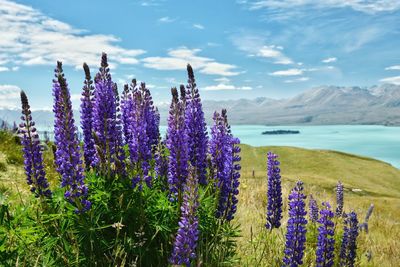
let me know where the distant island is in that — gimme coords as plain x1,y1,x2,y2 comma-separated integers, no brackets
262,130,300,135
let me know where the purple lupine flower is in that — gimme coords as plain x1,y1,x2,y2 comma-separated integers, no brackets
339,211,359,267
112,82,127,177
124,81,155,188
121,82,133,145
80,63,95,170
316,202,335,267
210,110,231,218
166,87,189,200
209,109,241,221
184,64,208,185
265,151,283,229
309,194,319,223
282,181,308,267
53,62,90,213
155,140,168,181
19,91,52,198
92,53,125,177
336,181,344,217
170,166,199,266
142,83,160,149
359,203,374,233
226,135,241,221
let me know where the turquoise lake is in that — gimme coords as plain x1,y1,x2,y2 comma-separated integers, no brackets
163,125,400,168
38,125,400,168
230,125,400,168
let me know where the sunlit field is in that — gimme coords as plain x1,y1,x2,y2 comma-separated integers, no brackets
1,62,399,266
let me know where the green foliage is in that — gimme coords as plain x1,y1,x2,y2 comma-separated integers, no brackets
5,153,23,165
0,162,6,172
0,166,240,266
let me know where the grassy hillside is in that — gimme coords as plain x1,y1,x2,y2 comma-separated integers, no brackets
237,144,400,266
1,130,399,266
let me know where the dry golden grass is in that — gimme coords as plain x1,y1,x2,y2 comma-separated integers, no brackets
235,144,400,266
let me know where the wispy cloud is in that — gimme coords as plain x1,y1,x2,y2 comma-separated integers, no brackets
0,0,145,69
142,47,241,76
158,16,176,23
0,85,21,109
269,68,303,76
322,57,337,63
193,24,205,30
380,76,400,85
203,83,252,91
385,65,400,70
139,0,166,7
231,33,293,65
284,77,309,83
243,0,400,14
214,77,230,83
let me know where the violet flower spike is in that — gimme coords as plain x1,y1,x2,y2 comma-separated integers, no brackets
19,91,52,198
92,53,125,177
209,110,241,221
166,87,189,200
80,63,96,170
336,181,344,217
309,194,319,223
265,151,283,229
170,166,199,266
282,181,308,267
184,64,208,185
126,82,154,189
315,202,335,267
339,211,359,267
53,61,90,213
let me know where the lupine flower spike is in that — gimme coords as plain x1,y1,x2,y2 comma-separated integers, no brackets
309,194,319,223
166,87,189,200
336,181,344,217
53,61,90,213
80,63,96,170
315,202,335,267
170,166,199,266
92,53,125,177
185,64,208,185
19,91,52,198
265,151,283,229
339,211,359,267
210,110,241,221
282,181,308,267
359,203,374,233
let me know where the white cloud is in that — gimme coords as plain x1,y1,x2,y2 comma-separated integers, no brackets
231,34,293,65
385,65,400,70
322,57,337,63
193,24,205,30
0,85,21,109
158,16,175,23
142,47,241,76
203,83,252,91
244,0,400,14
140,0,164,7
257,46,293,64
214,77,230,83
0,67,9,72
0,0,145,69
269,68,303,76
380,76,400,85
284,77,310,83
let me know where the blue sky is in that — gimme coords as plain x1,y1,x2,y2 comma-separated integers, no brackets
0,0,400,110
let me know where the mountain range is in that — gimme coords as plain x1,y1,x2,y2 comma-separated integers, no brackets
1,84,400,128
